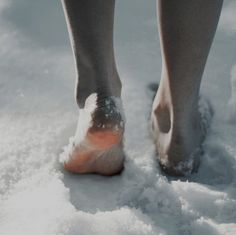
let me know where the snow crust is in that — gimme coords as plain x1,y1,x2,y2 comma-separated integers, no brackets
0,1,236,235
59,93,96,164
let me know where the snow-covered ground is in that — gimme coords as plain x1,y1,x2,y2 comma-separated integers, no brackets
0,0,236,234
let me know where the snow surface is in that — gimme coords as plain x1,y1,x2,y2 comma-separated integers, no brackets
0,0,236,234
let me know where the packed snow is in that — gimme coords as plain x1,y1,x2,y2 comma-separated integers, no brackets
0,0,236,235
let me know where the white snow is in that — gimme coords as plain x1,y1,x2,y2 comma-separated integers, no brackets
0,1,236,235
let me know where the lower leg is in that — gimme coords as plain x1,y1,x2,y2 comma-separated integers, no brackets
61,0,125,175
152,0,223,175
62,0,121,107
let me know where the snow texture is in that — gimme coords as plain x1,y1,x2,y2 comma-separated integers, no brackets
0,1,236,235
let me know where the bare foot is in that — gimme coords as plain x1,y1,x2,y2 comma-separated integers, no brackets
151,97,213,176
61,94,125,176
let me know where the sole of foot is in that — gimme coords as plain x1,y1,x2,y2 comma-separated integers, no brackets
151,96,214,176
60,94,126,176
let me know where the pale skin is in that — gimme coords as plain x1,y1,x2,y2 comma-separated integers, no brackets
61,0,223,176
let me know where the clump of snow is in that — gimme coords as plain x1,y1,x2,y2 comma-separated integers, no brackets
74,93,97,144
59,93,99,164
66,208,164,235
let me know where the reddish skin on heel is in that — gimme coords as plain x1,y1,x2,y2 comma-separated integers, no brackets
64,129,124,175
86,129,123,150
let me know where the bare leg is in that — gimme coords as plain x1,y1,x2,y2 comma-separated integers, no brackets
61,0,125,175
152,0,223,175
62,0,121,106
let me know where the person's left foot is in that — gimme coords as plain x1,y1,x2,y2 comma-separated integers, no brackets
61,94,125,176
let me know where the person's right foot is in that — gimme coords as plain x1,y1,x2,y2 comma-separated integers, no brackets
61,94,125,176
151,97,213,176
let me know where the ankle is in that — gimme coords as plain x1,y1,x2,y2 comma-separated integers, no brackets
91,95,125,132
81,93,125,132
76,65,122,108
